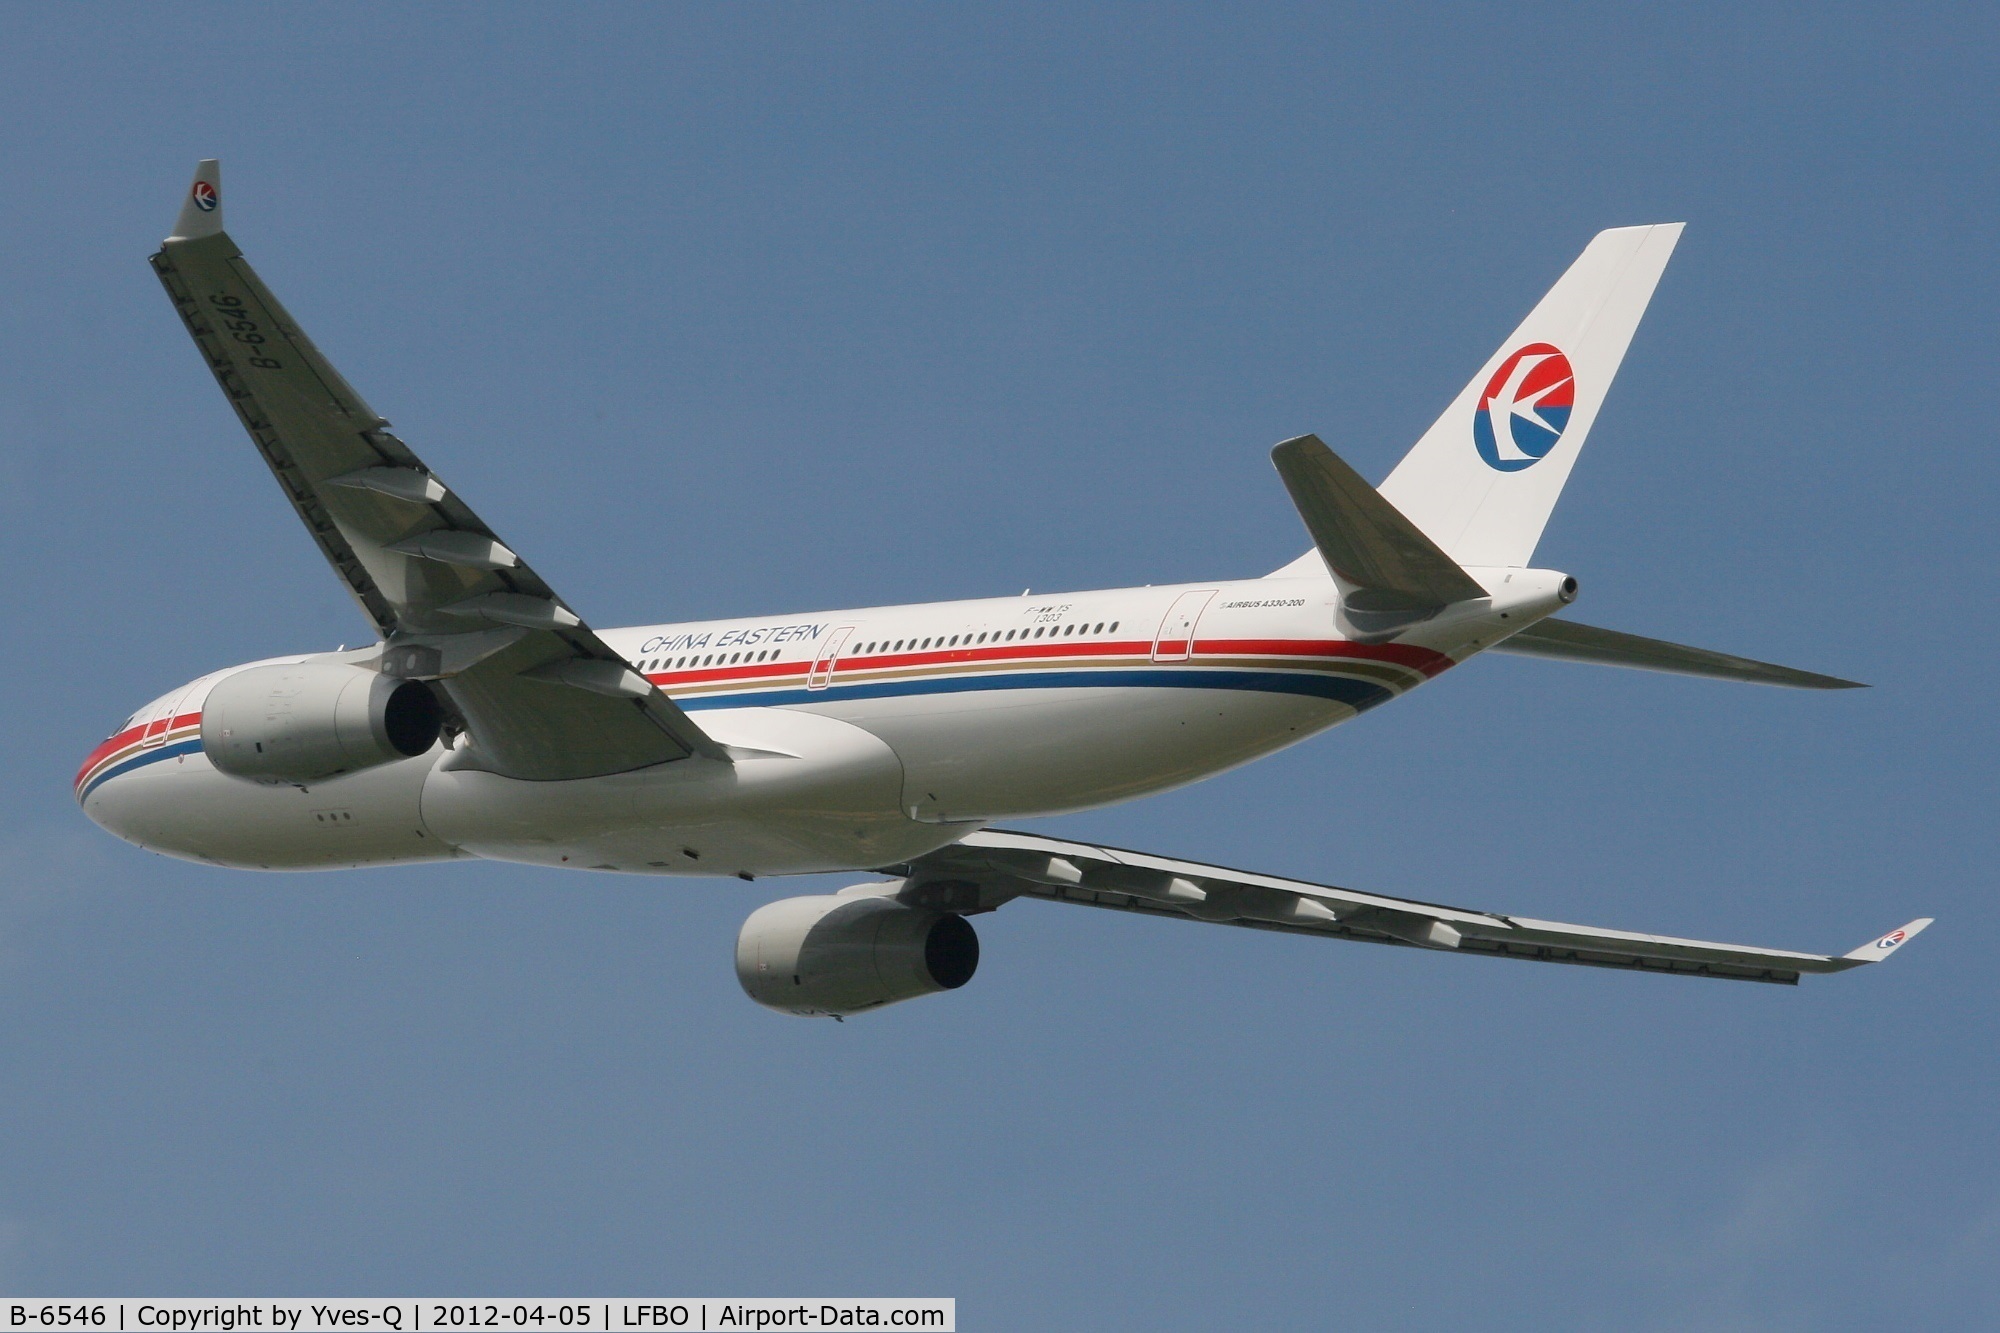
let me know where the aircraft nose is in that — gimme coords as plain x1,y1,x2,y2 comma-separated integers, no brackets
76,724,142,809
75,699,204,841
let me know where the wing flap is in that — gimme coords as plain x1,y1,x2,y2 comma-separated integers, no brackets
897,830,1924,986
1494,617,1864,689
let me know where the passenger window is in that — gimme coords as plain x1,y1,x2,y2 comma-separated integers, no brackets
1063,624,1075,636
1110,621,1119,632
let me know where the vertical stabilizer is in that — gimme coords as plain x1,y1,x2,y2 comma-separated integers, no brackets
1373,224,1682,568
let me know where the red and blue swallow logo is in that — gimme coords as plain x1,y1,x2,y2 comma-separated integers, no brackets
191,180,218,212
1474,343,1574,472
1879,930,1907,949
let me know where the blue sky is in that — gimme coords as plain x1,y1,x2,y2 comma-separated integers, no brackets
2,4,1995,1327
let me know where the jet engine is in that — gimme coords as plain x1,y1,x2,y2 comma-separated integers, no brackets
735,886,980,1017
201,662,444,785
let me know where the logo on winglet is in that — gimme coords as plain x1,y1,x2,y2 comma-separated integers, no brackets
1474,342,1573,472
191,180,218,212
1879,929,1907,949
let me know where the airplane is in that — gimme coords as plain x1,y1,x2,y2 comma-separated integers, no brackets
77,161,1931,1017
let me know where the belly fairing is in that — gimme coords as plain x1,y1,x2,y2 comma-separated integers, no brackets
419,706,968,876
814,684,1350,822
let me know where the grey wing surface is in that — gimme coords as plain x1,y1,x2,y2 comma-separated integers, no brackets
152,160,725,779
893,830,1929,985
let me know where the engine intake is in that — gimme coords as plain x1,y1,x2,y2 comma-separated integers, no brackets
201,662,443,785
736,888,979,1017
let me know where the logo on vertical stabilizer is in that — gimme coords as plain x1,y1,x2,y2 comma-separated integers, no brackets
1879,929,1907,949
1473,343,1573,472
191,180,218,212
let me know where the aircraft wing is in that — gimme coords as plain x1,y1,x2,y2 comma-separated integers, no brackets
150,161,726,779
896,830,1930,985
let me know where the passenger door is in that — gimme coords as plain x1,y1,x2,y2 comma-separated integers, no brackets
807,626,856,690
1151,590,1215,663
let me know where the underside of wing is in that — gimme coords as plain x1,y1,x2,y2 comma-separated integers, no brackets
891,830,1928,985
151,161,725,780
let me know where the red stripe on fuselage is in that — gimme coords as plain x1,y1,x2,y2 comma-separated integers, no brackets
75,712,202,790
1196,639,1453,676
642,636,1452,692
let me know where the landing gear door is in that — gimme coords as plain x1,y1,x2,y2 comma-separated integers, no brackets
807,626,856,690
1151,590,1215,663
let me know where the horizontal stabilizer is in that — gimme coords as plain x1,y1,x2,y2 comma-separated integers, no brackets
1494,617,1865,689
1271,434,1488,607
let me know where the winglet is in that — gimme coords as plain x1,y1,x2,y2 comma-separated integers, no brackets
1842,918,1934,963
167,159,223,242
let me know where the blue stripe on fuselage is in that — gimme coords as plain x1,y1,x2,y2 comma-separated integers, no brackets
672,667,1395,713
78,738,203,802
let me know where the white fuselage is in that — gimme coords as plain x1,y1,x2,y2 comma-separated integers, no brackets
77,570,1572,877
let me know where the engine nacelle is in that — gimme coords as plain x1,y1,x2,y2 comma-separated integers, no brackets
735,886,980,1017
201,662,443,785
